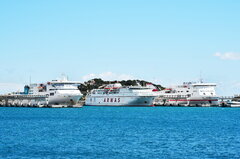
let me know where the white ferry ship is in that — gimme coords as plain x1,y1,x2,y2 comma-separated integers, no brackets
25,78,83,105
85,83,158,106
17,77,83,106
155,82,219,106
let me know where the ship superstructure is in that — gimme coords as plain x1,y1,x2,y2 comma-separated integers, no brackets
85,83,158,106
155,82,219,106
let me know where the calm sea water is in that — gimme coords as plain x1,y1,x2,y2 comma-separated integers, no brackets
0,107,240,159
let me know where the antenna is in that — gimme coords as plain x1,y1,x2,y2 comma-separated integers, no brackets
29,76,31,85
199,71,203,83
60,73,68,81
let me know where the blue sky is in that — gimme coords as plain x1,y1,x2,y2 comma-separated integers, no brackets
0,0,240,95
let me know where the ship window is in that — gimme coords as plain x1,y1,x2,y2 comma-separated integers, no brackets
186,91,189,92
203,93,206,95
50,93,54,96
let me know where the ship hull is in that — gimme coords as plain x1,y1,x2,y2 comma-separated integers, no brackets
48,95,83,105
85,96,156,106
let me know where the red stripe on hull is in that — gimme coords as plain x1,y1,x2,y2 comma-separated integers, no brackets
85,105,154,107
169,99,218,102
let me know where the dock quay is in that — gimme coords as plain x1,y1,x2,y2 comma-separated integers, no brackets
153,95,205,107
154,95,225,107
0,95,83,108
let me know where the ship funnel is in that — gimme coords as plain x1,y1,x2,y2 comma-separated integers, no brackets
24,85,30,94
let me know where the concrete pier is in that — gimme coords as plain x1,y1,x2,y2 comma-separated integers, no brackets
0,95,48,107
0,95,83,108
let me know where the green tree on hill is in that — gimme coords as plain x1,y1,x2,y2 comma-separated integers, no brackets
78,78,164,95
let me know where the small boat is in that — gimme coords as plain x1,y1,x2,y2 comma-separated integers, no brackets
228,95,240,107
227,101,240,107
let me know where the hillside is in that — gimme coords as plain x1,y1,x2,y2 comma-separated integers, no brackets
78,78,164,95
